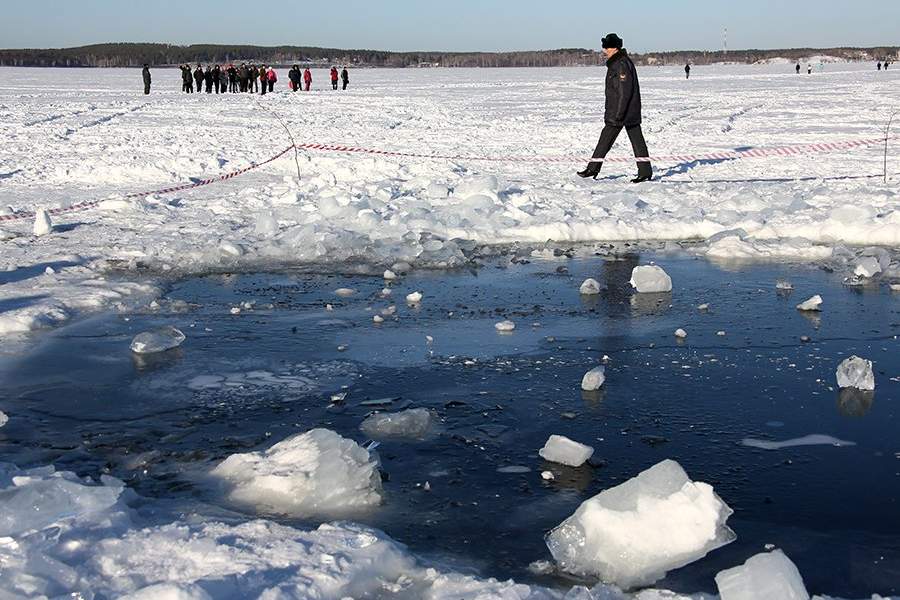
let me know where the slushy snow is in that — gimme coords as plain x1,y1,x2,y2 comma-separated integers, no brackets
209,428,383,517
581,366,606,391
715,550,809,600
539,435,594,467
836,355,875,390
630,265,673,293
359,408,434,440
580,278,602,295
129,326,186,354
546,459,735,589
796,295,823,311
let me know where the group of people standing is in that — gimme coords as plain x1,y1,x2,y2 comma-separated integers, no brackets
176,64,349,95
877,61,892,71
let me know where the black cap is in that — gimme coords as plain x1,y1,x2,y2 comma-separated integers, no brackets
601,33,623,49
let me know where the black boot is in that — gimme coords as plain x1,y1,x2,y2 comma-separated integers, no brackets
631,174,653,184
577,163,601,179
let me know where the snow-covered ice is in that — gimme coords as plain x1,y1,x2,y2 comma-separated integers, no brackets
715,550,809,600
539,435,594,467
359,408,434,440
209,429,383,517
581,366,606,391
129,326,186,354
836,355,875,390
33,208,52,236
796,295,823,311
546,459,735,589
580,278,602,295
630,265,673,293
741,434,856,450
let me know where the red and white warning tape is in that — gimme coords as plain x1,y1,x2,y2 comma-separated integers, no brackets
0,135,893,223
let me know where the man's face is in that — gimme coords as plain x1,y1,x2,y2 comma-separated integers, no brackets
603,47,619,59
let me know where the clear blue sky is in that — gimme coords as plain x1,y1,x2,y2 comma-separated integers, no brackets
2,0,898,52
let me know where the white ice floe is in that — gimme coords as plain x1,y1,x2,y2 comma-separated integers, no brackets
539,435,594,467
796,295,822,311
715,550,809,600
854,257,882,279
495,320,516,332
580,278,602,295
546,459,735,589
334,288,356,297
33,208,52,236
675,328,688,339
630,265,672,293
129,326,185,354
359,408,434,440
741,434,856,450
210,429,382,517
406,291,423,304
836,355,875,390
0,411,7,428
373,315,385,323
581,366,606,391
776,280,794,290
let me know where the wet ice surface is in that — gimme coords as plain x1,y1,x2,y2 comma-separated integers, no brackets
0,254,899,597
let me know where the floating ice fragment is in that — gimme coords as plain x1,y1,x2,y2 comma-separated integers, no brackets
495,320,516,332
33,208,52,236
741,434,855,450
335,288,356,297
230,307,241,315
675,329,688,339
546,459,735,589
581,366,606,391
0,411,7,428
715,550,809,600
698,303,710,311
854,257,882,279
210,429,382,517
796,295,822,311
836,356,874,390
381,288,392,296
360,408,433,440
717,331,726,337
406,291,423,304
580,279,602,295
776,280,794,290
130,326,186,354
541,471,555,481
373,315,384,324
890,283,900,292
383,270,397,280
629,265,672,293
539,435,594,467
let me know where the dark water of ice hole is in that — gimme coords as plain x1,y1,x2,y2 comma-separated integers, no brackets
1,254,899,597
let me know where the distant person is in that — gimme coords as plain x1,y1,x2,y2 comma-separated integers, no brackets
260,65,268,95
331,66,339,90
576,33,652,184
685,63,691,79
304,67,312,91
885,61,891,70
181,64,193,93
795,62,800,74
194,64,204,93
289,65,301,91
239,63,249,92
249,65,259,93
267,67,277,92
341,67,349,90
142,64,151,95
213,65,222,94
877,61,882,71
228,64,238,92
204,66,213,93
807,64,812,75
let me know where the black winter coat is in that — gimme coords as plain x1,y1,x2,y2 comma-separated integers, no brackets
604,50,641,127
142,67,151,85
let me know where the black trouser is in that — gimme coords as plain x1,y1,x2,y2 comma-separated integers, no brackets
260,80,267,95
268,80,274,92
591,123,651,177
332,80,338,90
144,83,150,95
342,80,348,90
195,78,203,92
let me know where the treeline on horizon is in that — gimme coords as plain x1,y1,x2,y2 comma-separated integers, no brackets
0,43,897,68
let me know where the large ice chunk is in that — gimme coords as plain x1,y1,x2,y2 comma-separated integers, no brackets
33,208,52,236
539,435,594,467
796,295,822,311
546,459,735,589
630,265,672,293
360,408,434,440
130,326,186,354
210,428,382,517
715,550,809,600
581,366,606,391
580,279,602,295
854,257,882,279
836,356,875,390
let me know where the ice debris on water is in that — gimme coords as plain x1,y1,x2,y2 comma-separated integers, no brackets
0,411,7,428
698,303,710,311
335,288,356,297
854,257,882,279
495,320,516,332
383,269,397,280
715,550,809,600
406,291,423,304
359,408,434,440
129,326,186,354
796,295,822,311
373,315,384,324
579,278,602,295
546,459,735,589
581,366,606,391
539,435,594,467
629,265,672,293
775,280,794,291
210,429,382,517
742,434,855,450
542,471,555,481
836,355,875,390
33,208,52,236
674,328,688,339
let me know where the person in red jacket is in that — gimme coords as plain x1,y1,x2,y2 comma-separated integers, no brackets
303,68,312,91
267,67,277,92
330,67,339,90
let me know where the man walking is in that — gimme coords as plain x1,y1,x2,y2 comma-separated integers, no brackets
685,63,691,79
577,33,652,183
142,64,152,95
341,67,349,90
